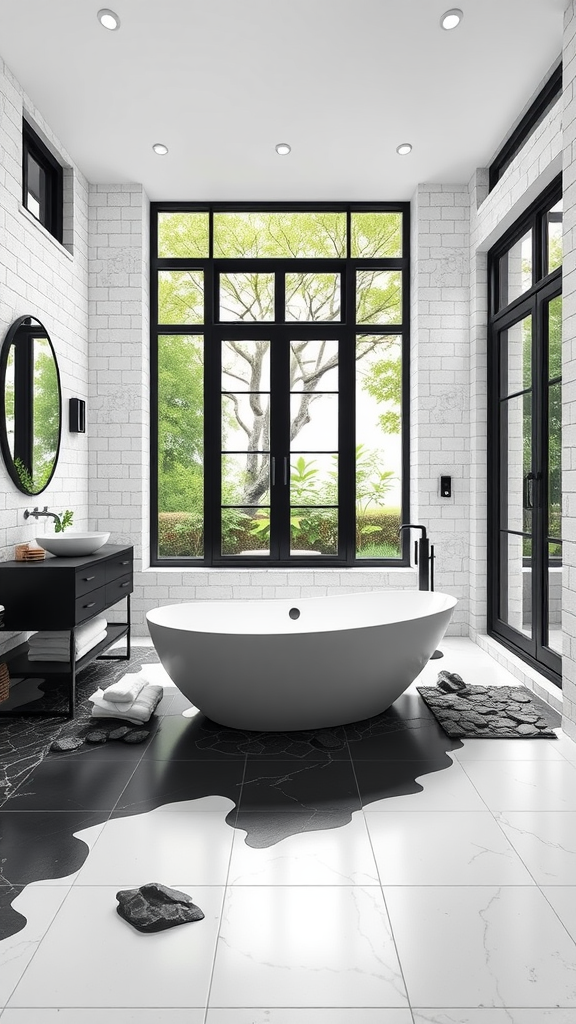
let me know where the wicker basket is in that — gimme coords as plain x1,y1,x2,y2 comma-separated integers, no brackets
0,662,9,704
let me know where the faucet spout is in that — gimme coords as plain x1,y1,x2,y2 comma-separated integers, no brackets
24,506,61,526
398,523,427,539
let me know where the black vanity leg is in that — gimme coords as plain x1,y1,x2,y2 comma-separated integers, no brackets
68,628,76,719
126,593,131,660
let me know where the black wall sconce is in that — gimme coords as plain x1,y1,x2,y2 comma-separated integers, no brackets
69,397,86,433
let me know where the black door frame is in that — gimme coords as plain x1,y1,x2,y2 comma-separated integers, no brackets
487,177,562,686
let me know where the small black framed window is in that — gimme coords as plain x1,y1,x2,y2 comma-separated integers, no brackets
22,121,63,243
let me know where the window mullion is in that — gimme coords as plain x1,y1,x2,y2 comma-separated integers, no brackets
271,328,290,560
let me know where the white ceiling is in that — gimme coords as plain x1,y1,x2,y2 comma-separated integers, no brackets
0,0,565,201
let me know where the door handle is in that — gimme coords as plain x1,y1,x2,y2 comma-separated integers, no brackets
524,472,536,510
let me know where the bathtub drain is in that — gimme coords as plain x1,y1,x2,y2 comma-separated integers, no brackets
288,607,300,620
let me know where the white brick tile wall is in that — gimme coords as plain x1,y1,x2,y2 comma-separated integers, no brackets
410,183,470,635
0,58,89,659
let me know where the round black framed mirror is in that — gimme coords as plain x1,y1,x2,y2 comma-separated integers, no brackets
0,316,62,494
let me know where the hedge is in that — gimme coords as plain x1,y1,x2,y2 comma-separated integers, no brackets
158,507,402,558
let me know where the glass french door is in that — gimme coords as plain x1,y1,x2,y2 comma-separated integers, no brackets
216,328,346,562
492,281,562,678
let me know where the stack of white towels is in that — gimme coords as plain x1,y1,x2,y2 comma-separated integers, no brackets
28,616,108,662
89,669,163,724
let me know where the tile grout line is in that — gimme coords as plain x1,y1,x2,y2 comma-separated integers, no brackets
348,745,415,1016
202,753,248,1023
2,874,78,1011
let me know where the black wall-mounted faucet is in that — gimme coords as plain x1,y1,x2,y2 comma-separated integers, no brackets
24,506,61,526
399,523,435,592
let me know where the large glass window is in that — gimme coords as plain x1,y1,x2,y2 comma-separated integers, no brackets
152,205,409,567
488,177,562,685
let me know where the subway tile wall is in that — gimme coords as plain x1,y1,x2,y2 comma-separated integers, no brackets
0,57,90,659
410,182,470,636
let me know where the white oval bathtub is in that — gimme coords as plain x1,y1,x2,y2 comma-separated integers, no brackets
146,590,457,731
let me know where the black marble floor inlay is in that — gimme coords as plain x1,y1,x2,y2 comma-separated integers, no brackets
0,810,106,940
0,649,467,941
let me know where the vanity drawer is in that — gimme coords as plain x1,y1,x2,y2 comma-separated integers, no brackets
105,555,133,583
75,564,107,598
75,585,107,625
105,573,133,606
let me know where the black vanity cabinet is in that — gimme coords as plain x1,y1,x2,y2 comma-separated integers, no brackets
0,544,133,718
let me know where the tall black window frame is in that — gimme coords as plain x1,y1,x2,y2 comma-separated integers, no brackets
22,120,63,244
487,176,562,686
151,202,411,569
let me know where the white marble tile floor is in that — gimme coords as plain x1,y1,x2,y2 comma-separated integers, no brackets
1,637,575,1022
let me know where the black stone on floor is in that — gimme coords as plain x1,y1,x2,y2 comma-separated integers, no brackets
116,882,205,932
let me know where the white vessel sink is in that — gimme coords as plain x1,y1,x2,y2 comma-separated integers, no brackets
36,532,110,557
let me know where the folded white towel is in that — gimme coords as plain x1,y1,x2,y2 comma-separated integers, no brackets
29,616,108,650
101,673,148,704
89,682,163,724
28,629,108,662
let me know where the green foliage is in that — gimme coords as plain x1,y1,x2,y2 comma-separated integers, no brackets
213,211,348,259
13,456,52,495
13,457,35,493
158,334,204,518
361,353,402,434
285,273,341,321
156,212,404,559
158,504,403,559
158,212,209,258
32,343,60,485
10,337,59,494
355,444,395,513
357,540,401,559
158,271,204,325
158,511,204,557
351,212,402,259
548,227,562,274
156,209,403,263
356,270,401,325
54,510,74,533
356,507,401,548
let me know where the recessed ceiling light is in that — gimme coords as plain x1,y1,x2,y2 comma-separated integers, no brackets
152,143,169,156
396,143,412,156
275,143,291,156
440,8,463,30
97,8,121,30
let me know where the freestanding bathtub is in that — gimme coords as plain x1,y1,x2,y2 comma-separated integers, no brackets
147,590,457,731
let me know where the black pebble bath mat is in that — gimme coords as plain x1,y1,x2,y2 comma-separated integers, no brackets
417,671,561,738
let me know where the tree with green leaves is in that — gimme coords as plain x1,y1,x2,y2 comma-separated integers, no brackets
157,210,404,553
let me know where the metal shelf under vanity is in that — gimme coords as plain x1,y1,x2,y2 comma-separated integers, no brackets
0,544,133,719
